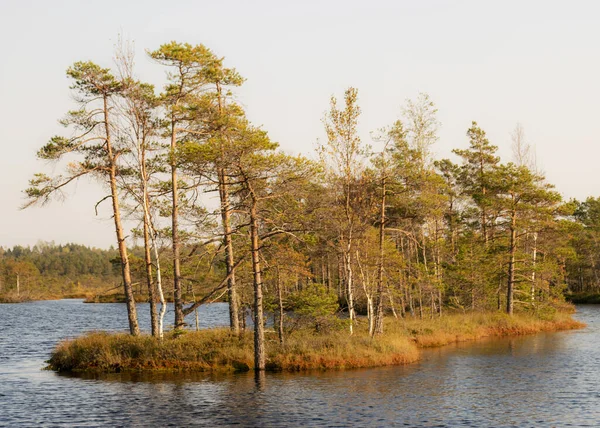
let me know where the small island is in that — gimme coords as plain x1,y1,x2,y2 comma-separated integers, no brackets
47,309,583,373
1,39,596,376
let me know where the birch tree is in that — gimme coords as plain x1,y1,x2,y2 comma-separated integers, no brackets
318,87,366,334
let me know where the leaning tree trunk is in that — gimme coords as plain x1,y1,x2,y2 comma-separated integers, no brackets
104,95,139,336
151,228,167,338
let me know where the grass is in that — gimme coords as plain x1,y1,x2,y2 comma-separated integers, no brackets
0,285,99,303
0,292,31,303
0,291,68,303
399,310,583,347
47,308,584,373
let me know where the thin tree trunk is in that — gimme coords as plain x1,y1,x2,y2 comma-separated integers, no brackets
276,267,285,346
480,152,489,246
344,173,356,334
105,95,139,336
143,216,159,336
407,281,415,317
214,81,240,334
152,235,166,338
337,255,344,299
387,283,399,319
170,122,184,329
140,147,158,337
507,209,517,315
326,254,331,292
249,193,265,370
531,232,538,307
356,250,374,336
344,245,355,335
374,170,386,335
418,284,424,319
219,170,240,334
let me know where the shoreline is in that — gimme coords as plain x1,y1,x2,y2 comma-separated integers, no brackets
565,292,600,304
47,310,585,374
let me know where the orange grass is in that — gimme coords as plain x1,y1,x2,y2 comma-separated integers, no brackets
47,309,584,373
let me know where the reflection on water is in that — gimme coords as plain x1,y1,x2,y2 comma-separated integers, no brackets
1,300,599,427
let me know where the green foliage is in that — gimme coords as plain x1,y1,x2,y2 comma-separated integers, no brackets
287,284,341,332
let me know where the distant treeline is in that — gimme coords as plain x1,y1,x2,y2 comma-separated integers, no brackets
0,243,119,297
0,242,227,299
1,242,117,277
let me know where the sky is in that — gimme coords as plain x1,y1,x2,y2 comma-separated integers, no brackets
1,0,599,249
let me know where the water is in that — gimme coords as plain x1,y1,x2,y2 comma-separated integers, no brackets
1,301,599,427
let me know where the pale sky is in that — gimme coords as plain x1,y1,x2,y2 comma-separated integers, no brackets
1,0,599,249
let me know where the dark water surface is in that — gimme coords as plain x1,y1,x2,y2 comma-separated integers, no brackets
1,301,599,427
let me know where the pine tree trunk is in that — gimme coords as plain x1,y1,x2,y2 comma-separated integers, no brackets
214,82,240,334
506,209,517,315
218,170,240,334
249,195,265,370
170,122,184,329
104,95,139,336
374,173,386,335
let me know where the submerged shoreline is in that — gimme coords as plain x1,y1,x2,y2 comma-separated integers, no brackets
47,310,584,373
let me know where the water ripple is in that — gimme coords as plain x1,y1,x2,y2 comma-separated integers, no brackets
0,301,598,426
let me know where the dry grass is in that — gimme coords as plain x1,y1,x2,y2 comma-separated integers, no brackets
267,329,419,371
398,310,584,348
47,309,584,373
0,291,65,303
0,292,30,303
48,330,254,372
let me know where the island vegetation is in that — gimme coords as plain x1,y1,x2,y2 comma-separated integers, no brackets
10,39,598,372
48,310,582,373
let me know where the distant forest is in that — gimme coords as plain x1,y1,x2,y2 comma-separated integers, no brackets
0,241,226,300
0,243,118,297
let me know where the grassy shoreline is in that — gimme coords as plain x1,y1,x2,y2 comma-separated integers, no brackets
0,292,92,303
47,310,584,373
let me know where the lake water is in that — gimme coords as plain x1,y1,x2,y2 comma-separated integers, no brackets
1,300,599,427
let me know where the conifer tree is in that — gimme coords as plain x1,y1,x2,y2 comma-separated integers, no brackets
24,62,140,335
